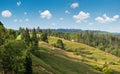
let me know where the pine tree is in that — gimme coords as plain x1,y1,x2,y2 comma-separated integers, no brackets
25,28,31,46
0,21,5,46
21,28,31,46
40,33,48,42
56,39,64,49
31,28,38,50
24,50,32,74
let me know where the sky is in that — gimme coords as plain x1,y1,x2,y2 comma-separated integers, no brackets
0,0,120,32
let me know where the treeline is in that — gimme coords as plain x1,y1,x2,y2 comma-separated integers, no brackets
43,29,120,57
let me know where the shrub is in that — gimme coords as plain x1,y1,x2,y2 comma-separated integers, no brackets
109,62,117,65
56,39,64,49
102,67,113,74
93,65,102,71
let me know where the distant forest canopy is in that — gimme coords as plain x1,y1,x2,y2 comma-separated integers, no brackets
42,29,120,57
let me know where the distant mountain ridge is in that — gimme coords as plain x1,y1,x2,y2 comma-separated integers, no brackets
42,28,113,34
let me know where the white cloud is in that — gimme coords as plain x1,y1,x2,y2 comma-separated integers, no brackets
71,2,79,9
65,10,70,14
40,10,52,19
24,12,27,15
73,11,90,23
1,10,12,18
59,18,64,21
17,1,21,6
25,18,29,22
95,14,119,23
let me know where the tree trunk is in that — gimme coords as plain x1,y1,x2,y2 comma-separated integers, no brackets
3,69,7,74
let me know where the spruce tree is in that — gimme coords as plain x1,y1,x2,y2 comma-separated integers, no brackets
0,21,5,46
25,28,30,46
31,28,38,50
24,50,32,74
56,39,64,49
40,33,48,42
21,28,30,46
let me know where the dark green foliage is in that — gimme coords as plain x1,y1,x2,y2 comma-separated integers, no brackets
93,63,114,74
31,28,38,50
21,28,31,46
102,62,114,74
93,65,102,71
102,67,113,74
0,21,5,32
36,26,42,33
40,33,48,42
25,28,31,46
56,39,64,49
24,50,32,74
20,28,38,50
0,40,26,74
5,29,17,43
31,28,37,41
0,21,5,46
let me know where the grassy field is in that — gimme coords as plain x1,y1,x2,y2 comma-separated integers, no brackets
48,36,120,73
32,42,103,74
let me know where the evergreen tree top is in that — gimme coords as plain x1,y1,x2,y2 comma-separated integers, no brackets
0,21,3,26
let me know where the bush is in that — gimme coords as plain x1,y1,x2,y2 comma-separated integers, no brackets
102,67,113,74
56,39,64,49
66,49,74,52
93,65,102,71
74,52,80,55
109,62,117,65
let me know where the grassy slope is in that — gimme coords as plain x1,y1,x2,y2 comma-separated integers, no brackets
17,35,120,73
32,42,103,74
48,36,120,73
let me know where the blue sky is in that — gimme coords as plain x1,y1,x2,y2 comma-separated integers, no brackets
0,0,120,32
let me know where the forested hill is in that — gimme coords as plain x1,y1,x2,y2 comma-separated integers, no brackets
42,29,112,34
42,29,120,57
43,29,83,32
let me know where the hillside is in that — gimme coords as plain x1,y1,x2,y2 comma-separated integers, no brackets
32,42,103,74
16,34,120,74
48,36,120,73
1,0,120,74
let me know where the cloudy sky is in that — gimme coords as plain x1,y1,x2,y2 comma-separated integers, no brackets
0,0,120,32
